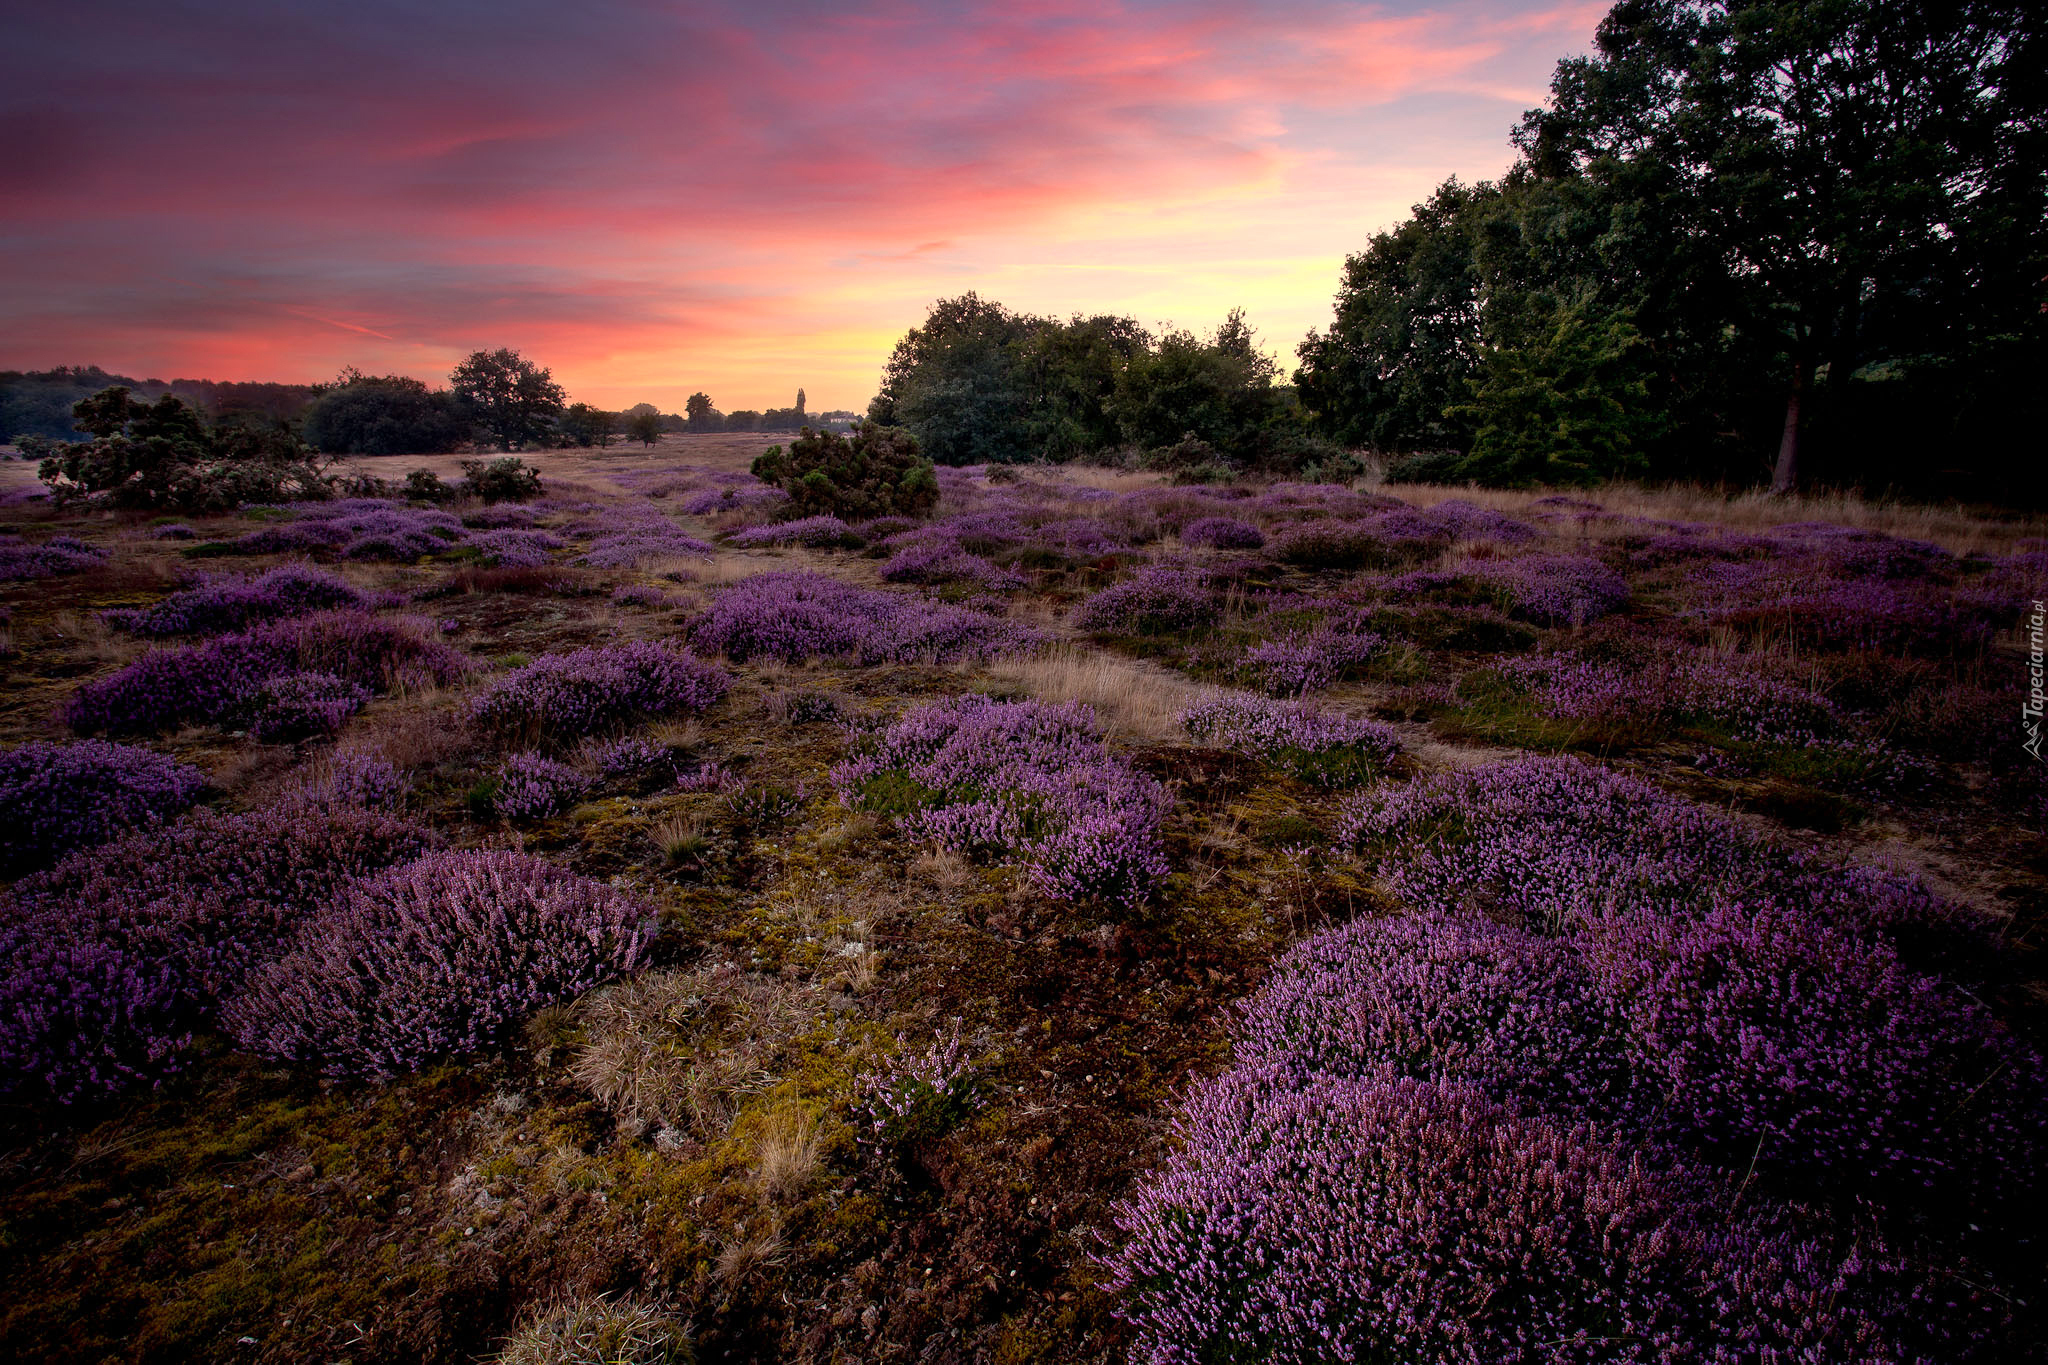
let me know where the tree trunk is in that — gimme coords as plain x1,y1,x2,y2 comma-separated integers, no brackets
1770,353,1810,495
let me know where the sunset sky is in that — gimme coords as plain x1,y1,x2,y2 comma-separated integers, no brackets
1,0,1604,413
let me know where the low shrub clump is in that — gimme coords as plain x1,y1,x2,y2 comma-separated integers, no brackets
0,740,207,875
468,641,730,747
1241,621,1384,695
725,515,862,549
749,421,938,521
226,849,654,1077
460,456,544,504
1180,693,1401,787
492,751,591,819
1472,553,1630,627
1179,515,1265,550
468,528,566,567
689,571,1038,665
832,694,1171,906
576,524,715,568
855,1025,977,1153
246,670,370,742
0,801,437,1100
0,534,109,581
1071,567,1218,635
63,610,470,737
101,564,370,638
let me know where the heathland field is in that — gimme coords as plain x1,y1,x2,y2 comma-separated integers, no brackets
1,437,2044,1363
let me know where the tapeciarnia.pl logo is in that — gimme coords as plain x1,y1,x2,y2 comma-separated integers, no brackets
2026,599,2045,761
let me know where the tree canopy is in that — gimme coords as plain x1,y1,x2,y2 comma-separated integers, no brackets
449,349,566,453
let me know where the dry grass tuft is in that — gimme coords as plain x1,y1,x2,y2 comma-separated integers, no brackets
494,1291,689,1365
909,845,972,890
650,813,712,866
712,1228,788,1290
983,643,1219,743
753,1106,825,1203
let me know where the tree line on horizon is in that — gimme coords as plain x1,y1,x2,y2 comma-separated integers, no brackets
0,357,852,456
871,0,2045,501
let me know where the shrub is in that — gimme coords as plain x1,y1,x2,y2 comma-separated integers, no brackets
460,456,544,503
1071,567,1219,635
749,421,938,520
1104,1068,1922,1364
293,748,409,809
102,564,369,638
679,484,787,517
725,514,861,549
1180,693,1401,786
1180,516,1265,550
576,523,715,568
493,752,590,819
0,801,436,1100
0,533,109,581
225,849,654,1077
1472,553,1630,627
468,641,729,747
247,670,370,742
65,610,469,738
832,694,1171,906
404,468,457,503
878,542,1024,591
195,500,467,561
0,740,207,875
30,387,332,513
854,1024,977,1152
1241,622,1383,695
689,571,1038,665
1273,515,1445,569
468,528,566,567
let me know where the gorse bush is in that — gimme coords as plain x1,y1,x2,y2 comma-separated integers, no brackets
0,740,207,876
460,456,544,504
468,641,729,748
64,610,469,737
226,849,654,1077
750,422,938,521
689,571,1038,665
0,801,436,1101
101,564,371,638
832,694,1171,906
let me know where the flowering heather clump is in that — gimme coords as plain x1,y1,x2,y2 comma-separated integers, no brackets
690,571,1038,665
609,584,676,609
493,752,591,818
1071,567,1218,635
1472,553,1630,626
1491,649,1838,745
1180,515,1265,550
469,641,728,747
1181,693,1400,787
0,801,436,1100
679,484,787,516
725,514,861,548
879,542,1024,591
1427,498,1537,544
1584,905,2044,1209
467,527,566,567
208,501,468,561
1680,559,2000,656
0,534,108,581
226,849,654,1077
102,564,369,638
0,740,207,875
461,504,540,529
293,747,409,809
64,609,469,737
575,524,716,568
854,1024,977,1151
1105,1068,1918,1364
148,523,196,540
833,694,1171,906
247,670,370,742
583,735,668,775
1236,911,1633,1113
1242,622,1384,696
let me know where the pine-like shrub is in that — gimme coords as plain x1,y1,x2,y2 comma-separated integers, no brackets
749,422,938,521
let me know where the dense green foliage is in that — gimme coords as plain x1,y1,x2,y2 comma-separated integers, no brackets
750,422,938,519
459,457,545,504
449,349,567,452
558,403,619,448
869,294,1302,468
26,388,331,512
3,367,320,442
1299,0,2048,497
302,372,470,456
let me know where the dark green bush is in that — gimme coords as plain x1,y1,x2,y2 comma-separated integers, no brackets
459,457,544,504
27,387,331,513
750,422,938,521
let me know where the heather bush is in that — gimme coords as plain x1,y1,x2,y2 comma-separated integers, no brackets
1241,622,1383,695
1180,515,1265,550
1106,1068,1922,1364
0,801,436,1100
200,501,468,561
1680,559,2002,656
725,515,860,549
0,533,108,581
1180,693,1400,787
246,670,370,742
679,484,787,517
1071,567,1219,635
225,849,654,1077
468,641,729,747
0,740,207,875
854,1024,977,1152
879,542,1024,591
1472,553,1630,626
293,747,409,809
1273,513,1445,570
64,610,469,737
468,527,566,567
833,695,1171,906
492,752,591,819
102,564,369,637
1488,649,1837,746
690,571,1037,665
610,584,677,609
577,524,715,568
